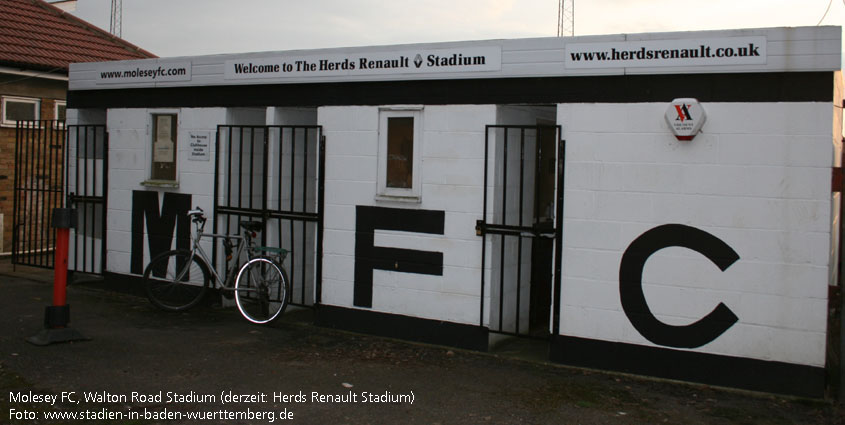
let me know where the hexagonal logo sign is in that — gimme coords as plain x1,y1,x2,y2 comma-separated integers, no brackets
665,98,706,141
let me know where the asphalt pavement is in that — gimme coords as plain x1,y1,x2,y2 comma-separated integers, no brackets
1,257,843,424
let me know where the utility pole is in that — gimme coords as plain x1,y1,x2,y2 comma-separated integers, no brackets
110,0,122,37
558,0,574,37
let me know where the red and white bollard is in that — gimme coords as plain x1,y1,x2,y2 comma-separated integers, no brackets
27,208,89,346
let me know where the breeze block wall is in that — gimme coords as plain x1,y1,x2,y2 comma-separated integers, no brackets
319,105,495,333
103,107,226,277
552,101,836,397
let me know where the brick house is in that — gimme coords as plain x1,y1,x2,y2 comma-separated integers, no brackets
0,0,155,254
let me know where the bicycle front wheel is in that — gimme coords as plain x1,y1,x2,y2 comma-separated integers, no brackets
143,250,209,312
234,257,288,324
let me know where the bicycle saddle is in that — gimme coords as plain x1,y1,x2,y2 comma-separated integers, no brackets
239,221,263,232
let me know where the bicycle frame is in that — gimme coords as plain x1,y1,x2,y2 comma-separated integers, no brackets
187,219,249,291
144,208,291,323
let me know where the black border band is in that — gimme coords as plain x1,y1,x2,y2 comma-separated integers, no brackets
97,272,488,350
315,304,489,351
68,72,833,109
97,271,222,305
92,272,826,397
99,271,146,296
550,335,826,398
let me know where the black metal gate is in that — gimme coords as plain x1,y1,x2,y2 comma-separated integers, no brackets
13,121,108,273
476,125,564,338
66,124,108,275
214,125,325,308
12,121,66,268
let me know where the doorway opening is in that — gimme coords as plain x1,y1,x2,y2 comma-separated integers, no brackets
478,106,564,355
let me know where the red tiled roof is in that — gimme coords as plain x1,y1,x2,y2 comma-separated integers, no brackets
0,0,156,73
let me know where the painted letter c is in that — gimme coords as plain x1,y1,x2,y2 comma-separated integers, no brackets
619,224,739,349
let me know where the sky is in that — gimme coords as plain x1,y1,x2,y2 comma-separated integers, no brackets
68,0,845,59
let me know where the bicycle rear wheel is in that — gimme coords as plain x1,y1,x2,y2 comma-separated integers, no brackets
143,250,209,312
234,257,288,324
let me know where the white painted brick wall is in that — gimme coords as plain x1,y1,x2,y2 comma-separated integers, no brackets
319,105,496,325
557,102,834,367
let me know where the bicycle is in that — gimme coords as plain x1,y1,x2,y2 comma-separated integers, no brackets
141,207,290,324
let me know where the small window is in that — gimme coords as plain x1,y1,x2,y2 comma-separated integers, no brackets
2,96,40,126
151,113,178,181
377,107,422,201
54,101,66,121
386,117,414,189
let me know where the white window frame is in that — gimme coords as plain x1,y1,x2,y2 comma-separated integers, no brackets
1,96,40,127
54,100,66,121
376,106,423,202
142,109,181,187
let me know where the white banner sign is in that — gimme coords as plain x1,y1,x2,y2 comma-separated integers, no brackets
565,36,767,69
96,61,192,84
224,46,502,80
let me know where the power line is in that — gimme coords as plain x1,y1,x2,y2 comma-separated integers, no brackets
817,0,834,25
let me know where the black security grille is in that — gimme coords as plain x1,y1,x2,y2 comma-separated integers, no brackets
214,125,325,308
477,125,564,338
13,122,108,274
66,124,108,274
12,121,67,269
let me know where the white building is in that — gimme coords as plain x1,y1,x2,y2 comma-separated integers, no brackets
67,25,843,397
